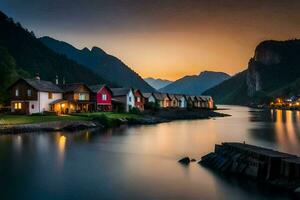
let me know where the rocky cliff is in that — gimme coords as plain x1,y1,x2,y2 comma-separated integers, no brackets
204,39,300,105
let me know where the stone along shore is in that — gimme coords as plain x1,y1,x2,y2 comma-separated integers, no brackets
0,109,229,134
199,142,300,196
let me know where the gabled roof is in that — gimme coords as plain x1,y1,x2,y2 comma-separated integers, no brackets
168,94,178,100
196,96,204,101
14,78,64,93
175,94,187,100
134,89,144,97
60,83,91,93
200,96,212,101
111,88,132,97
152,93,165,101
161,93,171,100
142,92,153,98
89,84,112,94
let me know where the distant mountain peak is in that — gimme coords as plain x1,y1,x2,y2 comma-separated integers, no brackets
199,70,229,76
144,77,173,90
82,47,90,52
159,70,230,95
40,36,155,92
91,46,106,55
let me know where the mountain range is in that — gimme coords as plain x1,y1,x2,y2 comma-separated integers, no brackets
144,77,173,90
203,39,300,105
159,71,230,95
40,36,155,92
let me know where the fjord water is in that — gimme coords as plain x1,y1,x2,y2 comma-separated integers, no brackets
1,106,299,200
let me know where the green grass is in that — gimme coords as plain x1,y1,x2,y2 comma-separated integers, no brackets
0,114,88,125
72,112,140,119
0,112,141,126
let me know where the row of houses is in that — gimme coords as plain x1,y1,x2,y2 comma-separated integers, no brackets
8,75,214,115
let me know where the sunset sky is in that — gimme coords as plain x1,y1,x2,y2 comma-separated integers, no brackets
1,0,300,80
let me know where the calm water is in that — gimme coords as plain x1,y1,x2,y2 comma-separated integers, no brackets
1,106,300,200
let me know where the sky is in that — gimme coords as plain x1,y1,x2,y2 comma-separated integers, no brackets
1,0,300,80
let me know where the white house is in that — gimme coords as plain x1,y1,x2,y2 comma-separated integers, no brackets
175,95,188,108
111,88,135,112
9,77,63,115
142,93,156,103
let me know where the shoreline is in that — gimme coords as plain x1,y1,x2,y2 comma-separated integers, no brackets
0,109,230,134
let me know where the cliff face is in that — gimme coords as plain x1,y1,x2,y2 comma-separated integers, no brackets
246,42,282,97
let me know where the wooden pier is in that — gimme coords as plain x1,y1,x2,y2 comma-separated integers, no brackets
200,142,300,190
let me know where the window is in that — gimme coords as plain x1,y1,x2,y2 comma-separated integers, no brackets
102,94,107,101
48,92,53,99
79,93,88,100
137,97,140,102
15,89,19,97
14,102,22,110
27,89,32,97
31,104,34,109
129,97,132,102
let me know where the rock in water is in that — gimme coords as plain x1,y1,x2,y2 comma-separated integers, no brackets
191,158,196,162
178,157,190,164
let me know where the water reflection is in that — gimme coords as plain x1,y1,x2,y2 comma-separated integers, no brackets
0,106,299,200
249,109,300,154
57,134,66,164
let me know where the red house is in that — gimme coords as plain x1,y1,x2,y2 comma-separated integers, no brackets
134,89,145,111
89,85,113,111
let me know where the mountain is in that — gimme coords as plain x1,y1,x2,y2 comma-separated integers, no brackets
0,11,108,86
159,71,230,95
203,39,300,105
40,36,155,92
144,77,172,90
0,10,111,104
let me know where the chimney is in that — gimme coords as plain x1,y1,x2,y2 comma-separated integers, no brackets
55,75,59,85
35,73,40,80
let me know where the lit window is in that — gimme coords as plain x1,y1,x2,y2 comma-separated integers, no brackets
79,93,88,100
15,89,19,97
137,97,140,102
14,103,22,110
48,92,53,99
27,89,32,97
102,94,107,101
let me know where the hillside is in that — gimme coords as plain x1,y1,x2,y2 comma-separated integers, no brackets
144,77,172,90
0,11,108,88
40,36,155,92
203,39,300,105
159,71,230,95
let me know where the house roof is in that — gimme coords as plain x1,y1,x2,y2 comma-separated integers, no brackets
88,84,112,94
22,78,63,93
196,96,204,101
175,94,187,100
49,99,68,105
59,83,91,93
152,93,165,101
89,84,105,93
134,89,144,97
201,96,212,101
142,92,153,98
111,88,132,97
168,94,178,100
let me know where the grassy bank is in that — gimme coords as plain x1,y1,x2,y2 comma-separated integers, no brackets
0,112,140,126
0,114,88,125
